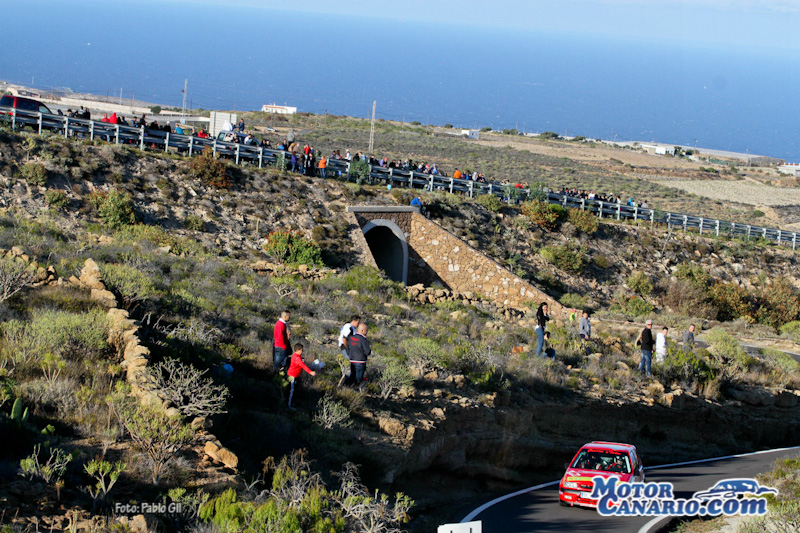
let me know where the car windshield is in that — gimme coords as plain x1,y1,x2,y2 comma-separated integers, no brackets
570,449,631,474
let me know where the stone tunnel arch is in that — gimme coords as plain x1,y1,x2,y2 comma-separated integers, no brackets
362,219,408,284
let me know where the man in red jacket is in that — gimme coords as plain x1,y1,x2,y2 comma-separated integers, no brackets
287,343,316,410
273,310,291,370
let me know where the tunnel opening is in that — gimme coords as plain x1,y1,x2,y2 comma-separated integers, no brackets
363,222,407,284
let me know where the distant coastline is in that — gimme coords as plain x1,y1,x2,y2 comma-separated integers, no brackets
0,78,787,164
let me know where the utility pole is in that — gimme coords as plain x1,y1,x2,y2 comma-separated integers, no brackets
368,100,376,153
181,79,188,124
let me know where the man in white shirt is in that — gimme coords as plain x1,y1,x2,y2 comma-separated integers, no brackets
655,326,668,364
337,315,360,386
338,315,361,358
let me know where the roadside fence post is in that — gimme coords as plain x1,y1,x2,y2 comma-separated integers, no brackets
140,126,145,151
599,201,604,219
617,204,621,221
449,178,454,194
667,212,671,229
64,117,70,138
258,148,263,168
715,220,720,237
115,124,119,145
746,225,751,240
38,113,43,135
683,215,687,232
699,217,704,235
165,132,170,153
189,136,194,157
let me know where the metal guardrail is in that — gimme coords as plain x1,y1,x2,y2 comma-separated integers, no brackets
2,106,797,249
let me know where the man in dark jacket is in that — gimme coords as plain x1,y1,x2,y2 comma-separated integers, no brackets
637,319,655,377
344,323,370,387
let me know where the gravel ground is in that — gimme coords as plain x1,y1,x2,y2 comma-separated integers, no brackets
654,179,800,207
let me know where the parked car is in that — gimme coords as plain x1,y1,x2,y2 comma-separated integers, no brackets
0,95,53,115
559,441,645,508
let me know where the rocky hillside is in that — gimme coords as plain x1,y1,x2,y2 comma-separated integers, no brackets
1,128,799,533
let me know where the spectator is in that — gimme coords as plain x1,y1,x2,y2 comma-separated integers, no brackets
244,133,256,146
287,128,295,145
287,343,316,410
543,331,556,359
636,319,655,377
236,118,245,132
655,326,668,363
137,114,147,127
272,310,291,370
197,128,209,138
453,168,462,180
579,310,592,354
345,323,370,388
683,324,696,350
318,154,327,178
109,112,118,124
410,196,422,207
337,315,360,385
101,113,110,123
535,302,550,357
290,151,298,172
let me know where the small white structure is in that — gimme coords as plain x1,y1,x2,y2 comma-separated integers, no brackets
640,143,675,156
438,521,481,533
209,111,237,137
778,163,800,177
461,129,480,140
261,103,297,115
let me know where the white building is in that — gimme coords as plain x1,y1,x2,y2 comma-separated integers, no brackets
640,143,675,156
261,103,297,115
778,163,800,177
461,129,480,140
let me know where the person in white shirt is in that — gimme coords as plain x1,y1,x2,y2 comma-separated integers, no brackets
337,315,360,386
655,326,669,364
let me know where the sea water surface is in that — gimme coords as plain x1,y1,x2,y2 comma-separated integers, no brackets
1,1,798,160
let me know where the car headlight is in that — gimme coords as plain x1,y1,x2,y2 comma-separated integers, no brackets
562,481,579,490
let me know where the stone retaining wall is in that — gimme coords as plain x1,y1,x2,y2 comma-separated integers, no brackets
407,214,563,313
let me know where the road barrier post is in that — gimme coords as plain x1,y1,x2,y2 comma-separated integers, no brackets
165,132,170,153
716,220,720,237
140,126,145,150
64,117,70,138
38,112,43,135
699,217,704,235
598,202,604,219
258,148,263,168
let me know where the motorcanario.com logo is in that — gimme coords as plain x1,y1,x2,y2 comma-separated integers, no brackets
591,477,778,517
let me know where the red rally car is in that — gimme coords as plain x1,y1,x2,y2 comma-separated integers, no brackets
559,441,645,508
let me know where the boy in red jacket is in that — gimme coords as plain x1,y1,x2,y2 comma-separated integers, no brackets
287,343,315,410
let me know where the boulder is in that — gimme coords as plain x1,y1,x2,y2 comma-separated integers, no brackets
204,440,239,470
776,390,799,408
378,416,407,438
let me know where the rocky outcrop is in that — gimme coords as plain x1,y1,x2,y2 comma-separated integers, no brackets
0,246,56,287
250,260,338,280
405,283,528,320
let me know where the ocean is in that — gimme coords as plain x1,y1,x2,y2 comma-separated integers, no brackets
2,1,798,161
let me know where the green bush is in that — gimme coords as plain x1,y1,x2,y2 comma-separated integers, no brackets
560,293,589,310
348,158,371,184
780,321,800,342
566,208,599,234
756,278,800,330
521,200,560,231
184,214,206,232
336,265,393,294
674,262,710,288
539,244,584,273
626,272,653,297
475,193,503,213
612,294,654,317
706,327,757,372
100,263,159,307
189,150,231,188
708,282,754,322
593,254,611,269
657,346,717,386
20,162,47,186
264,229,323,266
401,338,447,374
1,309,109,366
760,347,800,375
44,190,69,209
90,189,135,229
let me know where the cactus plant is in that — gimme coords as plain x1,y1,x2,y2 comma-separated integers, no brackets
11,397,23,422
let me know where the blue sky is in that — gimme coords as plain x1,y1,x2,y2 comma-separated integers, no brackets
160,0,799,51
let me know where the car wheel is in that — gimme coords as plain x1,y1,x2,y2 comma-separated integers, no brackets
559,500,568,507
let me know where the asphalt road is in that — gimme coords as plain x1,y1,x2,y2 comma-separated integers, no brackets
466,446,800,533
